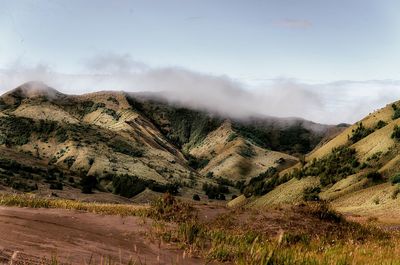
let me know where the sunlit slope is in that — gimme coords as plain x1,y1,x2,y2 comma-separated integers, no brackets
189,121,298,181
307,103,395,161
250,100,400,215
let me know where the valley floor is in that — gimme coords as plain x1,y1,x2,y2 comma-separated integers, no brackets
1,194,400,265
0,206,204,265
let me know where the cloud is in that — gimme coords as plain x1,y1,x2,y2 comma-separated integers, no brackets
84,52,148,74
274,19,313,29
1,54,400,125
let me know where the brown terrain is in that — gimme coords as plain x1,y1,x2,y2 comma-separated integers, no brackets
0,206,205,265
0,201,382,265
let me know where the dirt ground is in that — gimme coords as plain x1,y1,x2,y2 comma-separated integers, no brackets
0,206,206,265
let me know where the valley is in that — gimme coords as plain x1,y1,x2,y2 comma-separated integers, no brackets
1,82,400,264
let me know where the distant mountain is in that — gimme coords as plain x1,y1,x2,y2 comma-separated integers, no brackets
0,82,339,201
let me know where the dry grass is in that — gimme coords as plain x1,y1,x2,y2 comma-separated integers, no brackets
150,201,398,265
0,193,148,217
250,176,320,207
2,193,400,264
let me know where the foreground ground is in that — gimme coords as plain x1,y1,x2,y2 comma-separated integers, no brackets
0,206,206,265
1,194,400,264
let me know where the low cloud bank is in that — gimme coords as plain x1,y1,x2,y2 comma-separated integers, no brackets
1,55,400,124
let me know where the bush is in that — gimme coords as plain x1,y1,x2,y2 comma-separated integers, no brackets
80,175,97,194
242,167,281,197
392,185,400,199
110,139,144,157
111,174,181,198
227,133,238,142
192,194,201,201
291,146,359,186
187,155,209,170
391,174,400,184
238,144,256,158
375,120,388,129
49,182,63,190
392,125,400,140
202,183,229,200
112,174,146,197
366,171,383,183
393,104,400,120
149,193,197,222
303,186,321,201
349,123,374,143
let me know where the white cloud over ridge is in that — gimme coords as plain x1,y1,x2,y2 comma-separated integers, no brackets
1,54,400,125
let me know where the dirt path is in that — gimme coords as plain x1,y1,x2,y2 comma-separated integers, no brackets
0,206,205,265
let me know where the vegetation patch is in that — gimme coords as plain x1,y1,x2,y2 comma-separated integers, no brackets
0,193,148,217
391,125,400,140
242,167,290,197
109,139,144,157
349,122,374,143
375,120,388,129
111,174,180,197
202,183,229,200
107,97,119,105
392,103,400,120
291,146,359,186
102,108,121,120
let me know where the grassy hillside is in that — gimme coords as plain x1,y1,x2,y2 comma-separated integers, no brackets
0,82,335,202
246,99,400,223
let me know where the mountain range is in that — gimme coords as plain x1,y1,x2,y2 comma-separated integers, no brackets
0,81,342,202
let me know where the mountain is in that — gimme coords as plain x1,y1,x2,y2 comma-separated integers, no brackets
247,99,400,222
0,82,338,202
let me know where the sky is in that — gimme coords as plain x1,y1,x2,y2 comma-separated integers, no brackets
0,0,400,124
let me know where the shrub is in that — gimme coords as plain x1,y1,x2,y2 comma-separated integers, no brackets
102,108,121,120
49,182,63,190
215,177,235,187
110,139,144,157
227,133,238,142
392,125,400,140
290,146,359,187
366,171,383,183
391,185,400,199
187,155,209,170
242,167,281,197
111,174,181,198
192,194,201,201
238,144,256,158
349,122,374,143
375,120,388,129
202,183,229,200
391,173,400,184
149,193,197,222
205,172,214,178
107,97,119,105
303,186,321,201
393,104,400,120
112,174,146,197
80,175,97,194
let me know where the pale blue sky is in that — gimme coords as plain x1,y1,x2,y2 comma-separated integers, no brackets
1,0,399,83
1,1,400,124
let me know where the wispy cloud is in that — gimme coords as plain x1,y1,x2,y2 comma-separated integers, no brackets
1,54,400,125
84,52,148,74
274,19,313,29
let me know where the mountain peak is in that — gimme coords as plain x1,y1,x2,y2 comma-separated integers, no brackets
4,81,64,99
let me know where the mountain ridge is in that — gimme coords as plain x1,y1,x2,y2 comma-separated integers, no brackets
0,82,341,202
